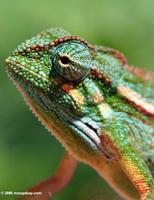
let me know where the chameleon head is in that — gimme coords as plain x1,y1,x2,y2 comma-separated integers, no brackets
5,28,107,161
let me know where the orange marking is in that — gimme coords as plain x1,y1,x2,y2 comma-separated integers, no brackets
23,35,96,55
124,65,154,81
61,84,74,93
103,47,127,65
121,159,150,197
69,90,84,105
62,84,84,105
91,92,104,104
51,36,96,54
90,68,112,86
118,85,154,118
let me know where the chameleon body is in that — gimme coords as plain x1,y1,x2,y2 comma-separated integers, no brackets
6,28,154,200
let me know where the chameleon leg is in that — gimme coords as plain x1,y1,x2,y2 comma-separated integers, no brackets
21,153,78,200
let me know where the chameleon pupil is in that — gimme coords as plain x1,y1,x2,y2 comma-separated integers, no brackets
59,56,70,66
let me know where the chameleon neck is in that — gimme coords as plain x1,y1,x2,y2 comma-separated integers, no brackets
14,80,139,200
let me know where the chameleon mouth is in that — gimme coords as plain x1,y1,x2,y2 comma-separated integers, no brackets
72,120,111,158
60,109,111,159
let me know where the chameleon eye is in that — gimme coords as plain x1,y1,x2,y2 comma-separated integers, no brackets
51,41,93,82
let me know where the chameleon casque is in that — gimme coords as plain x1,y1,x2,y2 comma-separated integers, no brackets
5,28,154,200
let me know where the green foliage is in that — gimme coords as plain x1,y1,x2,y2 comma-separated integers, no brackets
0,0,154,199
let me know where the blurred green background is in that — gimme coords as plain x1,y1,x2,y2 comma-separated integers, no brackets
0,0,154,199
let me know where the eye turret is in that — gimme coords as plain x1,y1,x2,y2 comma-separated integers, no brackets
51,40,93,82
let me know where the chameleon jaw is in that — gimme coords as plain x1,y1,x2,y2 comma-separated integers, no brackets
72,119,112,159
59,109,112,159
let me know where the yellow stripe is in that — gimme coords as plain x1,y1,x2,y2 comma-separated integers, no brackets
62,84,84,105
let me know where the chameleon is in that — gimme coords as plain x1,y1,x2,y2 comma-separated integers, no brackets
5,28,154,200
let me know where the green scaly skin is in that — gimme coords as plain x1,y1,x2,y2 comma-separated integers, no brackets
5,28,154,200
